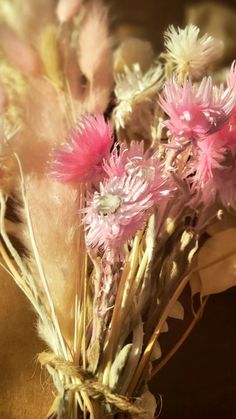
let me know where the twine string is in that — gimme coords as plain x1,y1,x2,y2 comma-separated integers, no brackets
38,352,150,418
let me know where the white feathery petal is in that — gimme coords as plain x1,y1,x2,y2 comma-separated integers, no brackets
164,24,223,79
114,63,163,130
115,63,163,102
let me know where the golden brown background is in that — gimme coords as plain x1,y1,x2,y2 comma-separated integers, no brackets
1,0,236,418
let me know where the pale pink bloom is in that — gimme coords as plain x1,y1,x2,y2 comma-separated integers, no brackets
52,115,113,183
84,157,170,253
103,141,150,178
103,141,171,203
160,77,235,141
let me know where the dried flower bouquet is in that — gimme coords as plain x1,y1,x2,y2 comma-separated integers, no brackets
0,1,236,418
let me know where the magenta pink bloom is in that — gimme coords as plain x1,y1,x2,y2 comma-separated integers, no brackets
84,146,171,254
52,114,113,183
160,77,235,141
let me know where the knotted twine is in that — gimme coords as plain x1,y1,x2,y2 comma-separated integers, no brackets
38,352,150,418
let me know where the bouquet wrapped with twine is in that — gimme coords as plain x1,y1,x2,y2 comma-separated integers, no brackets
0,0,236,417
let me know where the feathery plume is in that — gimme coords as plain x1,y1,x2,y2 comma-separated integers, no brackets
18,176,81,344
0,25,42,76
56,0,82,23
77,1,113,112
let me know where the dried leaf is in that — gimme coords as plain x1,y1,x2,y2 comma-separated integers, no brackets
189,271,201,296
190,228,236,297
160,321,168,333
168,300,184,320
207,211,236,236
87,338,101,374
134,389,157,418
150,341,162,361
109,344,132,390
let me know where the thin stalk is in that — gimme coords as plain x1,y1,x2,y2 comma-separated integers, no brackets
74,184,85,363
121,233,143,308
124,248,149,308
102,233,142,384
0,242,39,314
82,252,88,419
151,297,208,377
127,272,191,396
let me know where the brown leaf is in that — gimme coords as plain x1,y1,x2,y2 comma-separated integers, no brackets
190,228,236,297
134,388,157,418
207,211,236,236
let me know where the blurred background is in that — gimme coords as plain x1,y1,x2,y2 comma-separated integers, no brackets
108,0,236,60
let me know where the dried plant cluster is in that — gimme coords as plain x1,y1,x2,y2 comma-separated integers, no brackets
0,1,236,418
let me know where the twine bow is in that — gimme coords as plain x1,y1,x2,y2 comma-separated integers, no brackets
38,352,150,418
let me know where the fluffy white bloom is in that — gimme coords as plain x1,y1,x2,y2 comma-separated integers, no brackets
164,25,223,79
114,63,163,130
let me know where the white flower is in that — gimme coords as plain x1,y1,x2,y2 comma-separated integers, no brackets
114,63,163,130
164,25,223,79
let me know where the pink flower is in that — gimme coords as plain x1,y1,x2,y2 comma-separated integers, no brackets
190,121,236,206
84,147,171,254
192,132,226,186
52,114,113,183
160,77,235,141
103,141,154,177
